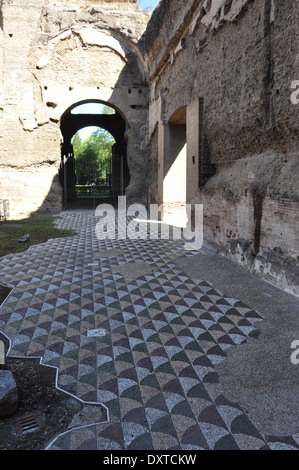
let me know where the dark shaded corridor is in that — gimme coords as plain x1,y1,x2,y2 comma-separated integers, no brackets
60,105,130,209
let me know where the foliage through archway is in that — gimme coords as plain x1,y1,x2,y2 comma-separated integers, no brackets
71,128,115,187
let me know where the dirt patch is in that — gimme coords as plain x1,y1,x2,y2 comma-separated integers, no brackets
0,284,12,306
0,333,85,450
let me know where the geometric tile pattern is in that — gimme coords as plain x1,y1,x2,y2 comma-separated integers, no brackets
0,210,298,450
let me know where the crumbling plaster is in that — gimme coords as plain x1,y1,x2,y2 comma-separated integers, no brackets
0,0,150,214
141,0,298,295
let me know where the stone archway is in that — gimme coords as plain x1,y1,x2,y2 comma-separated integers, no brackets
0,1,149,218
60,101,129,208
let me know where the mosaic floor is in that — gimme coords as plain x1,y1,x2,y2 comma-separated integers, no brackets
0,210,298,450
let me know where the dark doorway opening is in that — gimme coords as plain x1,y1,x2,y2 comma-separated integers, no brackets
59,102,129,209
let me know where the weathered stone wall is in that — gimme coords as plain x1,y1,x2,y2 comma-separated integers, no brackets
0,0,149,217
141,0,299,295
144,0,298,158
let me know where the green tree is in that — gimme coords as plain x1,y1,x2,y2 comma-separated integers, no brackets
71,132,82,158
71,127,115,186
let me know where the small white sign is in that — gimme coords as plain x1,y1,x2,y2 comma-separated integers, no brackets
291,340,299,365
87,329,108,338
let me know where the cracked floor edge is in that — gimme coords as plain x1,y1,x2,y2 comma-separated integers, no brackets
0,328,110,450
0,211,298,450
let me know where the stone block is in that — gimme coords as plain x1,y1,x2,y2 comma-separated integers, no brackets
0,370,18,417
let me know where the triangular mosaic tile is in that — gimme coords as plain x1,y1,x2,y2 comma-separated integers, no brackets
0,210,296,450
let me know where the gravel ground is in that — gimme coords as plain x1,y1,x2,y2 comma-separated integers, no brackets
0,284,85,451
0,332,85,451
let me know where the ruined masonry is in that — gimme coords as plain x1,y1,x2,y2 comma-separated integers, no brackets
0,0,298,295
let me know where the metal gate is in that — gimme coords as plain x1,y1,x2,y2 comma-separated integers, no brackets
62,152,127,210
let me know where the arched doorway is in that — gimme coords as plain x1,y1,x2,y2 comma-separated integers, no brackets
59,102,129,209
158,106,188,227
